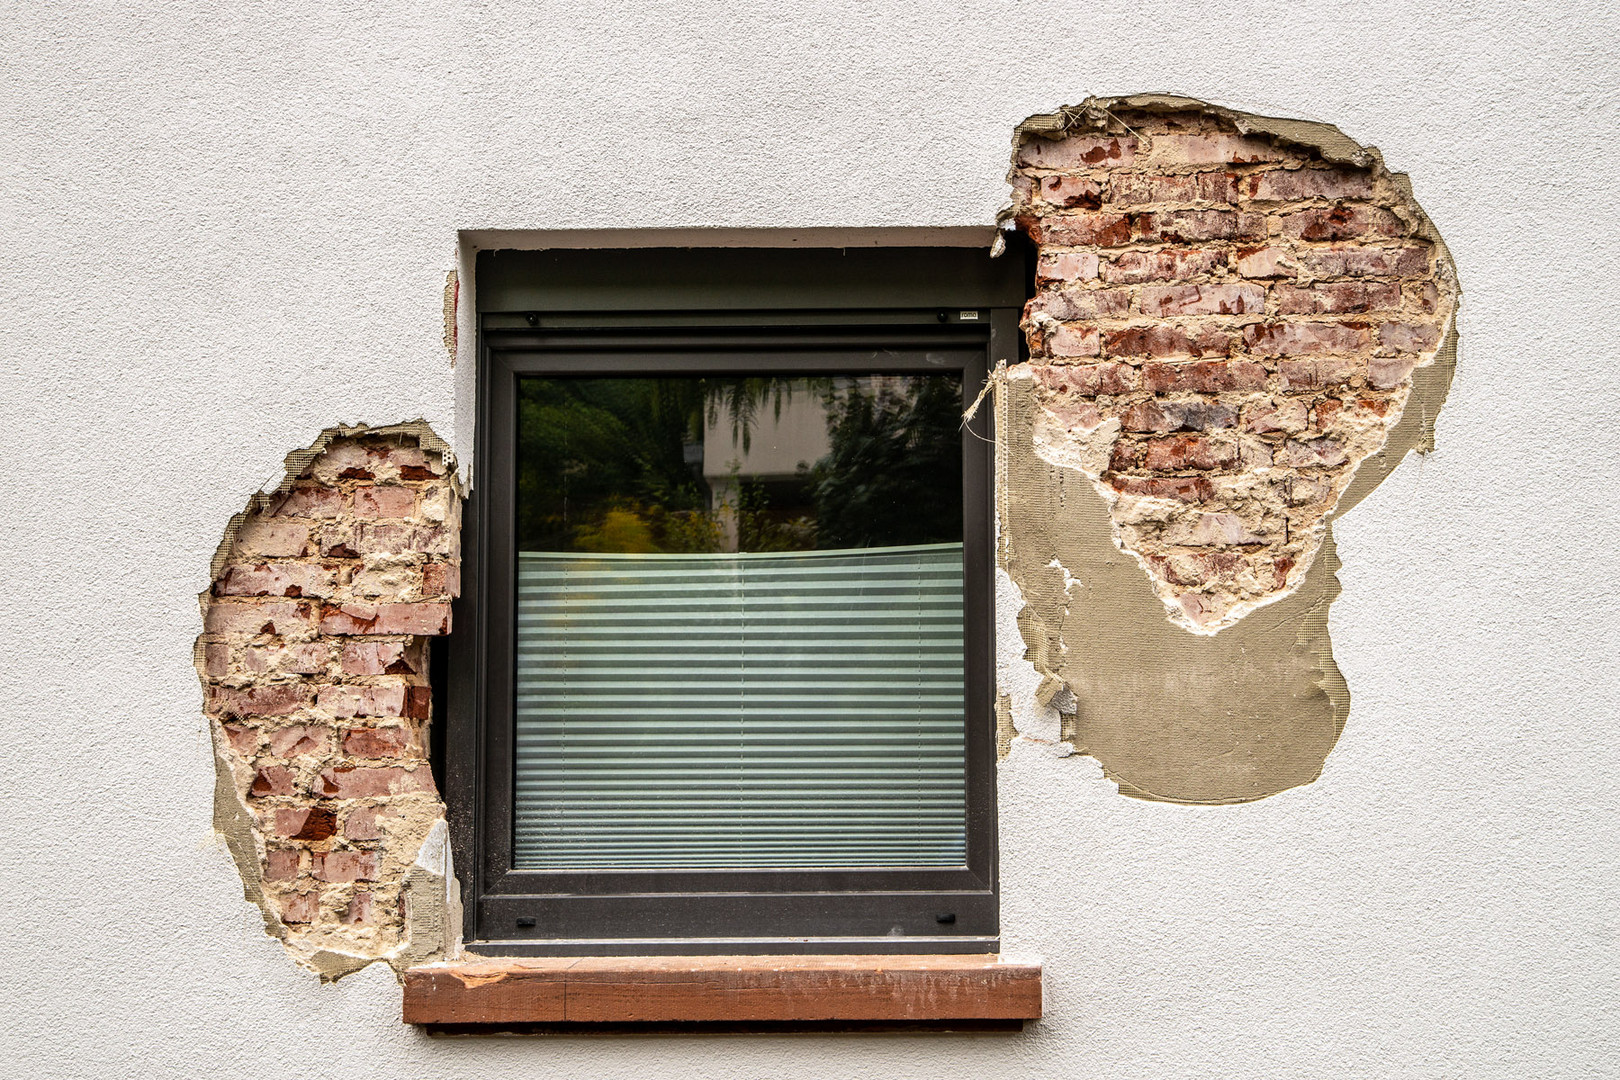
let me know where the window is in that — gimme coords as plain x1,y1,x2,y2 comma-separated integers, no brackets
446,245,1024,955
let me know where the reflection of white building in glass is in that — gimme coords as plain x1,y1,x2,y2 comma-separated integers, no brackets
702,391,831,550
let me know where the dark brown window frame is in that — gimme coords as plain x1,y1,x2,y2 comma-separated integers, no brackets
445,246,1026,956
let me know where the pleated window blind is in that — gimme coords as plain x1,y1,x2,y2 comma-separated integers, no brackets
513,543,967,869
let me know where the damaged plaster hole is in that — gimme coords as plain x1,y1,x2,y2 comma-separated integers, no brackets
1007,95,1459,634
996,95,1459,805
195,423,464,980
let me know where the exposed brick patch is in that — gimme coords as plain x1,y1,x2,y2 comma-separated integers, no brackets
197,427,462,973
1011,103,1456,631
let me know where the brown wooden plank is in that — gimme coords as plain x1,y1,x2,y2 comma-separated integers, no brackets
403,954,1042,1025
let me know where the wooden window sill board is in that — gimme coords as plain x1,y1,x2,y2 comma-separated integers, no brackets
403,953,1042,1027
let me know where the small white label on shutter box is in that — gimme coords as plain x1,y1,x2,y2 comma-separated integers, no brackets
960,310,980,320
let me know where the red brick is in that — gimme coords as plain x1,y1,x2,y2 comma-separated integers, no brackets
1243,398,1309,434
1353,394,1394,417
1278,358,1361,391
1140,436,1239,471
278,890,320,924
340,640,419,676
204,643,231,677
1149,550,1245,587
1036,362,1138,396
1245,168,1375,201
421,560,460,599
211,682,313,719
319,602,451,636
1273,282,1402,315
1379,322,1441,351
242,641,330,676
316,766,436,799
1041,397,1102,430
1044,323,1100,359
1234,246,1297,279
1108,440,1143,471
216,562,337,599
1368,354,1419,389
249,765,297,797
1244,322,1370,356
268,724,329,758
1108,170,1237,205
351,523,416,555
1311,397,1345,429
313,850,379,883
355,522,458,557
1150,132,1291,164
1133,210,1266,244
263,848,300,882
374,444,440,475
343,806,386,841
1033,175,1102,209
344,725,413,758
1138,283,1265,317
317,682,409,719
1120,401,1178,434
203,599,314,636
273,487,344,518
1023,213,1132,246
1280,205,1405,241
1035,251,1099,283
1277,437,1349,468
234,519,312,558
1121,400,1236,433
1017,135,1136,169
1142,359,1268,394
271,805,338,840
352,485,417,519
1107,475,1214,502
220,722,260,756
317,442,378,481
1298,245,1429,277
1106,325,1232,359
1101,248,1226,285
343,891,375,925
1027,286,1131,321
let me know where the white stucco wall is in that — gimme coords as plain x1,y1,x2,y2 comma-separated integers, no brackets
3,2,1617,1076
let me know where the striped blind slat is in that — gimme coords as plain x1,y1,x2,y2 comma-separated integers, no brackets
512,543,967,869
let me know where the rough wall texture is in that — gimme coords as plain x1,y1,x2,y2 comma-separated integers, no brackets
195,424,463,979
998,97,1458,803
1008,96,1458,632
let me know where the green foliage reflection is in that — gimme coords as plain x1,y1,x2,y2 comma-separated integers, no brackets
516,374,962,553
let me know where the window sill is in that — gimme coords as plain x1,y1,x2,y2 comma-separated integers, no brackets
403,954,1042,1029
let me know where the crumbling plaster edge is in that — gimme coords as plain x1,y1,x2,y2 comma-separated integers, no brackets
997,91,1462,619
197,420,466,983
990,96,1461,802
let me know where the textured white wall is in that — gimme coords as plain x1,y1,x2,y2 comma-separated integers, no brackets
3,2,1617,1077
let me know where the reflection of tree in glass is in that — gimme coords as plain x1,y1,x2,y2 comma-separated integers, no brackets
517,375,961,554
806,376,964,549
733,474,817,552
706,378,813,454
518,379,712,553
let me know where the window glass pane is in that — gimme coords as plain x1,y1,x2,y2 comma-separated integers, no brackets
512,374,966,869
